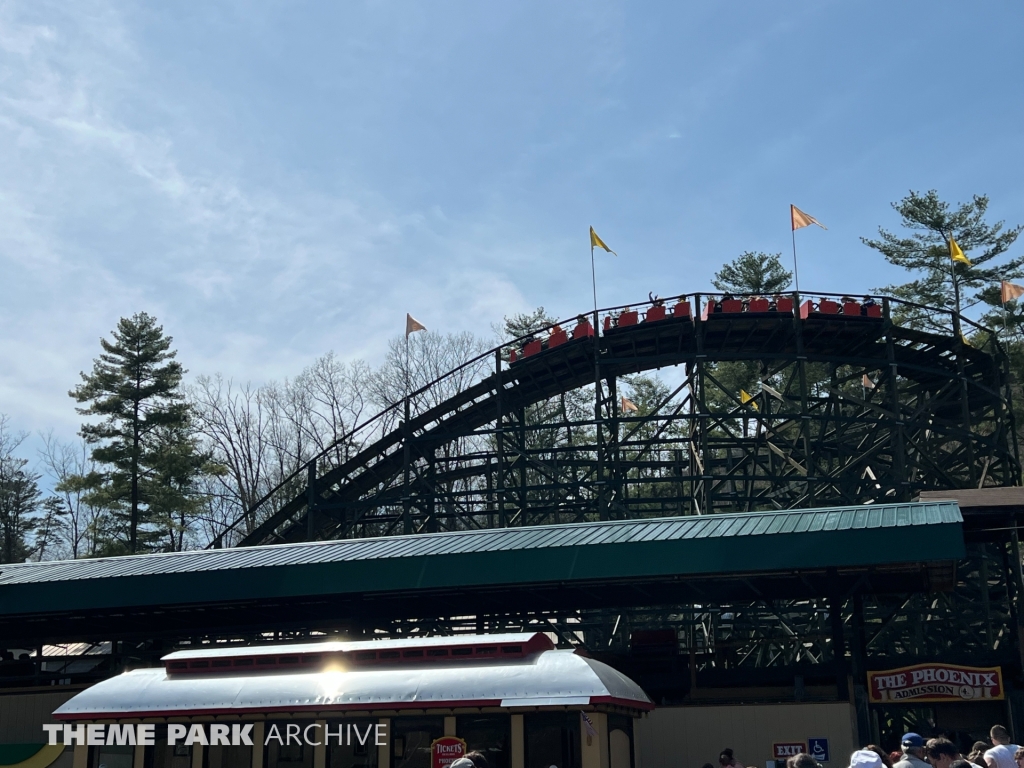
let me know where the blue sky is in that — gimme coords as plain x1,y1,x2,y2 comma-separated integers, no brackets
0,0,1021,441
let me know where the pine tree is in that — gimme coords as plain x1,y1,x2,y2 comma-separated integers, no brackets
711,252,792,295
69,313,199,553
0,415,41,563
864,190,1023,331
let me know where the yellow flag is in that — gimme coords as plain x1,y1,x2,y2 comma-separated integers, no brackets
405,314,427,338
949,235,971,266
1001,281,1024,303
620,396,638,413
590,227,617,256
791,205,827,231
740,389,758,411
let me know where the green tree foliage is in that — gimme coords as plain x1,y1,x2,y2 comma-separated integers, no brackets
711,251,793,295
0,415,41,563
705,252,794,413
69,313,210,553
864,190,1023,330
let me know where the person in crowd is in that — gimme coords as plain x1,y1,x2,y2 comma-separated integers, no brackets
894,733,930,768
927,738,962,768
862,296,877,315
1013,748,1024,768
701,763,715,768
848,749,884,768
968,743,991,767
465,751,489,768
893,753,908,766
865,745,892,768
449,759,475,768
719,748,744,768
787,753,820,768
985,726,1019,768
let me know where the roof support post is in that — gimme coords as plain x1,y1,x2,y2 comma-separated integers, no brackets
828,575,849,702
1010,524,1024,674
851,593,871,747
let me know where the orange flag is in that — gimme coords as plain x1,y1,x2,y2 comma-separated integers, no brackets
791,205,827,231
620,396,638,413
1001,281,1024,303
405,314,427,338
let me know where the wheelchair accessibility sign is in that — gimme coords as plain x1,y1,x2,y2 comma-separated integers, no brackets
808,738,830,763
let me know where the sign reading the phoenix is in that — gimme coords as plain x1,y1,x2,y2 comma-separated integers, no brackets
867,663,1004,703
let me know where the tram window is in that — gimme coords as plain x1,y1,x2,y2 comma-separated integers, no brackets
451,648,472,656
457,715,511,768
326,719,379,768
264,722,313,768
206,745,252,768
390,716,443,768
90,745,133,768
524,713,581,768
150,726,191,768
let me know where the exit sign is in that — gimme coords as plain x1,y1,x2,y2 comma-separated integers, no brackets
774,744,807,759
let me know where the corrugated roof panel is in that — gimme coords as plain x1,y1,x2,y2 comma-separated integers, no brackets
751,514,775,536
585,524,630,545
648,520,691,541
554,526,600,547
779,514,801,534
853,508,869,529
680,519,712,539
721,517,747,537
565,528,610,548
867,506,883,529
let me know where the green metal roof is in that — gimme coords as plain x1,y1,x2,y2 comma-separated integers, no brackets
0,502,963,617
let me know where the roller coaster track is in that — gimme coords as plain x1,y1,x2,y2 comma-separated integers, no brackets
211,292,1019,549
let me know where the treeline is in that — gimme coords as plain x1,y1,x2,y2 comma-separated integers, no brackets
0,189,1021,562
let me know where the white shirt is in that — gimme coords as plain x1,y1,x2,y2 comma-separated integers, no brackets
985,744,1019,768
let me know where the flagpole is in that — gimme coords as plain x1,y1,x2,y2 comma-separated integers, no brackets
949,232,962,337
791,227,800,295
590,244,598,314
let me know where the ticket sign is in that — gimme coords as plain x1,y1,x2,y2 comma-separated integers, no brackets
774,744,806,759
431,737,467,768
867,663,1003,703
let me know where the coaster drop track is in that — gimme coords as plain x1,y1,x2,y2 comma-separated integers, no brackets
211,292,1020,548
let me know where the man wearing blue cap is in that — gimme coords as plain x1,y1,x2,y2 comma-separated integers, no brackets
893,734,930,768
